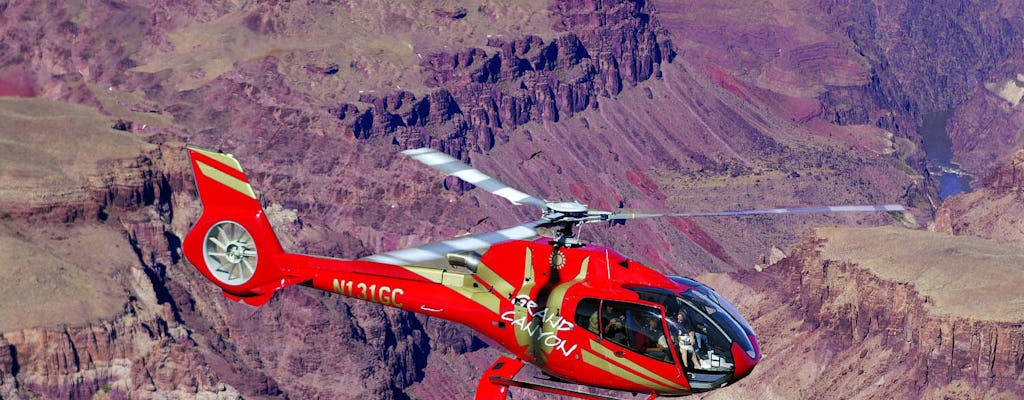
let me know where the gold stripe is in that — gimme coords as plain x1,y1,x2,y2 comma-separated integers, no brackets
457,288,501,314
197,161,257,199
588,340,687,391
401,266,501,314
476,262,515,299
402,266,444,283
581,350,672,392
190,147,245,173
513,248,537,354
538,257,589,355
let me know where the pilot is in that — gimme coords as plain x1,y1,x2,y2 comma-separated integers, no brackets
673,310,701,369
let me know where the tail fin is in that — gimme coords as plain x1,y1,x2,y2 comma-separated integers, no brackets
182,146,304,306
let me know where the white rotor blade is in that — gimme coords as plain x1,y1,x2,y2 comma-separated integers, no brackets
605,204,905,221
403,148,547,208
362,220,544,267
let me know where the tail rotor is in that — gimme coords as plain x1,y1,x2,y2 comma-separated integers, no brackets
203,221,259,285
183,146,304,306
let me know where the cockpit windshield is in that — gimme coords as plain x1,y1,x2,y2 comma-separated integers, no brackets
676,288,755,356
688,283,755,338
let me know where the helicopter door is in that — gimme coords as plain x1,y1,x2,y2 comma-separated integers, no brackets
584,300,682,389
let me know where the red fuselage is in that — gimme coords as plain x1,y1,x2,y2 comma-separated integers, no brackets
278,238,760,395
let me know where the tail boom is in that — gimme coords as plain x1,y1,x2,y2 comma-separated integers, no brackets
181,146,512,325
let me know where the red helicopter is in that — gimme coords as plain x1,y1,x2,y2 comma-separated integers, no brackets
182,146,904,399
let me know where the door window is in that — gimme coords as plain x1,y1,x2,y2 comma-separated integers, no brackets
600,300,674,364
573,298,601,335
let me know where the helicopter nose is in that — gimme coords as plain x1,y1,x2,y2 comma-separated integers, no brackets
731,334,761,382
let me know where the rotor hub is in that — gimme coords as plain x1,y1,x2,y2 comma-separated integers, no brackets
224,243,248,264
203,221,259,285
547,201,588,214
543,201,592,224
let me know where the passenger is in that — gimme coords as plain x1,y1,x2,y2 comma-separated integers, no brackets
588,309,600,333
673,310,702,369
693,323,710,364
636,317,670,361
601,304,628,345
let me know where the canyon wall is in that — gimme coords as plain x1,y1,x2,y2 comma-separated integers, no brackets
703,227,1024,399
0,0,1021,399
935,149,1024,243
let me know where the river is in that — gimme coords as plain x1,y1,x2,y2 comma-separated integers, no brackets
921,111,972,200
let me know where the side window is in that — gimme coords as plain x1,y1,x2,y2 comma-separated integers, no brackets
573,298,601,335
602,301,674,363
599,300,631,347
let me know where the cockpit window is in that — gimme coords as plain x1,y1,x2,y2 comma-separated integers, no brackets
622,303,674,363
701,286,755,337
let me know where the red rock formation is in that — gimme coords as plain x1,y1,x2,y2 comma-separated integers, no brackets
948,66,1024,178
711,228,1024,399
0,309,240,399
338,0,674,156
935,150,1024,242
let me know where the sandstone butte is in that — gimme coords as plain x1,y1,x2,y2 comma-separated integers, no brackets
819,227,1024,323
696,226,1024,399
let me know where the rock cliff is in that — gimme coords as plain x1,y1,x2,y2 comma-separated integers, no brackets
825,0,1024,180
935,150,1024,243
336,0,673,156
0,98,235,398
701,227,1024,399
948,69,1024,179
657,0,1024,199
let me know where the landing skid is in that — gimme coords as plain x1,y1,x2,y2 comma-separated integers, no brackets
475,356,659,400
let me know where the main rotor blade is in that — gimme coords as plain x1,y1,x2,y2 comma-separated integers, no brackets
403,148,547,208
362,220,545,267
603,204,906,221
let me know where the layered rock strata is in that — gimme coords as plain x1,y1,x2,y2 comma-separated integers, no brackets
704,227,1024,399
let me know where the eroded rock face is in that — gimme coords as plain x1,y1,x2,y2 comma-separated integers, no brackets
656,0,1024,202
0,126,235,398
0,310,240,400
935,150,1024,243
948,71,1024,179
819,1,1024,115
337,0,674,157
709,229,1024,399
830,0,1024,181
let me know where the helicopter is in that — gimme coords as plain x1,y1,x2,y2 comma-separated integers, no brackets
182,146,904,399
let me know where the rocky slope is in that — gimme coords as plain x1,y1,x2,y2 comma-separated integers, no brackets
657,0,1024,198
824,0,1024,182
949,72,1024,181
0,98,233,398
935,149,1024,243
699,227,1024,399
0,0,1022,399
